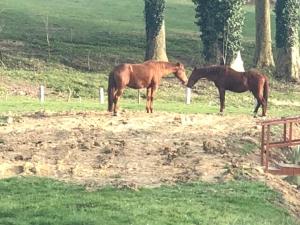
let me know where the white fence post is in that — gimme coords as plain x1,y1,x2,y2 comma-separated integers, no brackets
185,87,191,104
138,90,141,104
99,87,104,104
39,85,45,103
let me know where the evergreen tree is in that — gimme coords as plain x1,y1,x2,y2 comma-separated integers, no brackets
193,0,245,65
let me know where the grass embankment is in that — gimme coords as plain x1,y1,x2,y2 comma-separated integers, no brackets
0,177,298,225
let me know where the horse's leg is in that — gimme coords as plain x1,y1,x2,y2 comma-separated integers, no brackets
218,88,225,115
113,88,124,116
253,96,261,118
150,85,158,113
252,86,266,117
111,89,117,114
261,98,267,117
255,98,267,117
146,87,151,113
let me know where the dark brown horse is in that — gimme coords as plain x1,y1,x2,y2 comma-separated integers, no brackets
187,65,269,117
108,60,188,115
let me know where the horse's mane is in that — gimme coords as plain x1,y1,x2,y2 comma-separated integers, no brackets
199,65,248,76
144,60,175,66
143,60,179,71
197,65,224,74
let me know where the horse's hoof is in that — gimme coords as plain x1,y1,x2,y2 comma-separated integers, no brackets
218,112,224,116
113,112,118,116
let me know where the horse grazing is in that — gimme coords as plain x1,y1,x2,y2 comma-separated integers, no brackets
187,65,269,117
108,60,188,115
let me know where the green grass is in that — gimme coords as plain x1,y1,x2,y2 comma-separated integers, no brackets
0,177,298,225
240,141,258,155
0,67,106,98
0,0,200,70
0,0,270,71
1,93,299,117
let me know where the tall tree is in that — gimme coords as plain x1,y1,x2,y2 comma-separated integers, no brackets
144,0,168,61
254,0,274,68
275,0,300,82
193,0,245,65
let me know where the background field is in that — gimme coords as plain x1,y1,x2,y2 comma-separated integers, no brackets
0,0,298,115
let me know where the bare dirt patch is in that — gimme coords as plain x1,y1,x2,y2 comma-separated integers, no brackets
0,111,299,218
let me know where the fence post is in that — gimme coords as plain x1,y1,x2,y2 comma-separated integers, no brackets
39,85,45,103
138,90,141,104
185,87,191,104
99,87,104,104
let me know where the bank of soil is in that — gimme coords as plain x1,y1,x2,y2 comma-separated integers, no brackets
0,111,299,218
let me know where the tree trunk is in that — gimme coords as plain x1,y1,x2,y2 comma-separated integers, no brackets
254,0,274,67
145,20,168,61
276,45,300,82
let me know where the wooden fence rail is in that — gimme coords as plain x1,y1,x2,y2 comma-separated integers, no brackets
258,116,300,175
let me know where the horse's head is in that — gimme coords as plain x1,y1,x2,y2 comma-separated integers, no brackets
174,62,188,85
187,67,201,88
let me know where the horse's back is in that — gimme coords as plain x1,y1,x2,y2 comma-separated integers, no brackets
112,60,160,75
246,69,268,83
244,69,268,95
111,62,156,89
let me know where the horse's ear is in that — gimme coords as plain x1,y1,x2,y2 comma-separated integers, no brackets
176,62,184,69
193,66,197,70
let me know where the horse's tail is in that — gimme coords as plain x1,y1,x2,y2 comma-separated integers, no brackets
107,72,115,112
263,76,269,105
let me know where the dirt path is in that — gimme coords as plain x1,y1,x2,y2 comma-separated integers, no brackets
0,111,299,218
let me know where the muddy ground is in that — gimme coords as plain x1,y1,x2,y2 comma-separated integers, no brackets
0,111,300,218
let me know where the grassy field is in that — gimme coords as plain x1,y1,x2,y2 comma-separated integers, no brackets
0,0,288,111
0,94,300,118
0,0,274,71
0,0,200,70
0,0,284,102
0,177,298,225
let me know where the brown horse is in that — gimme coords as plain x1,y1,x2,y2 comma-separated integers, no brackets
108,60,188,115
187,65,269,117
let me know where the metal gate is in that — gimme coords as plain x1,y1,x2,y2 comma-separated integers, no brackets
258,116,300,175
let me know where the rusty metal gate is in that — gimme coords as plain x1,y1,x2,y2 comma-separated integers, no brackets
258,116,300,175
